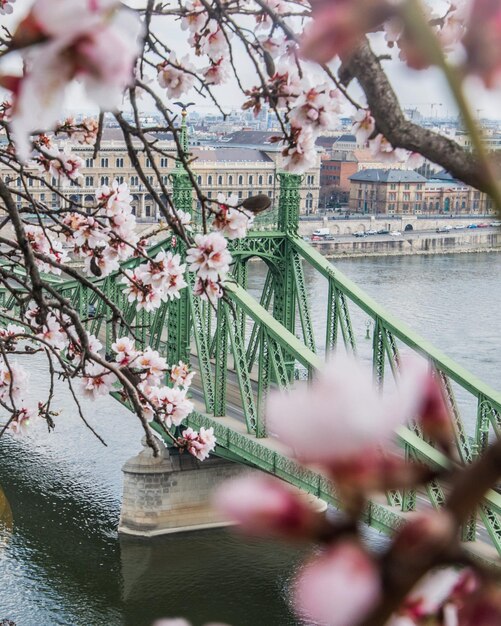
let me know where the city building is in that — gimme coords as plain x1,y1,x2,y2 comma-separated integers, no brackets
2,126,322,219
348,168,493,215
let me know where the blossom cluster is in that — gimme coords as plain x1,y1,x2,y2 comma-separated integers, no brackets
0,0,142,160
212,354,480,626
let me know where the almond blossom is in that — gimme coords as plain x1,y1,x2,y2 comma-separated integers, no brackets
180,0,207,34
282,127,317,173
153,386,194,427
111,337,139,367
136,348,168,385
369,133,409,163
352,108,376,144
0,0,15,15
80,362,117,400
193,276,224,303
186,232,232,282
25,225,69,274
213,194,254,240
214,473,322,539
266,354,449,487
0,361,29,403
202,57,230,85
170,361,195,388
197,20,229,59
294,541,381,626
181,426,216,461
6,1,142,159
288,82,341,131
8,406,33,435
36,314,68,351
157,53,196,98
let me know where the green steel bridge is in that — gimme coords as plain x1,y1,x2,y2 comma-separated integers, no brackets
3,115,501,562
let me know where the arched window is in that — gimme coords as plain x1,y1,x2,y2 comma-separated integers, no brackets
268,175,273,185
228,175,233,185
116,157,124,168
197,175,202,185
100,176,109,186
218,175,223,185
249,175,253,185
258,175,263,185
238,175,243,185
207,175,213,185
306,192,313,211
86,158,93,168
85,176,94,187
101,157,108,168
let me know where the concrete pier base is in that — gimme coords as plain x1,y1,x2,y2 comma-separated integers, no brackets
118,443,244,537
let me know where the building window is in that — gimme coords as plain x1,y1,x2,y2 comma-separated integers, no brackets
218,175,223,185
258,175,263,185
228,175,233,185
116,157,124,168
117,176,124,184
268,175,273,185
207,175,213,185
147,176,154,185
130,176,139,186
101,157,108,168
85,176,94,187
248,175,253,185
100,176,109,186
146,205,151,216
145,158,151,168
238,175,243,185
197,175,202,185
404,183,410,190
160,158,168,168
86,158,93,168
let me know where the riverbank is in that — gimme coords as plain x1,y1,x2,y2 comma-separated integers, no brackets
308,229,501,258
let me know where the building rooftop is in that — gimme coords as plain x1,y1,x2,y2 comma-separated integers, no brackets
191,147,273,162
349,169,427,183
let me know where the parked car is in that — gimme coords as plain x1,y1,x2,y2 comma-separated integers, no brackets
354,231,367,238
436,226,451,233
454,224,466,229
312,228,330,237
377,228,390,234
366,229,378,235
492,221,501,227
477,222,489,228
467,223,478,228
390,231,402,236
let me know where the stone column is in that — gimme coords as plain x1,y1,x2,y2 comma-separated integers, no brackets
119,443,244,537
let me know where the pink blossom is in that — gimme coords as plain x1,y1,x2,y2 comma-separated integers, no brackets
83,248,121,278
80,362,117,400
193,277,224,303
352,109,375,144
157,53,196,98
136,252,187,301
0,0,15,15
463,0,501,87
198,20,228,58
153,386,194,427
36,314,68,351
0,361,29,403
181,426,216,461
288,83,340,130
7,2,141,159
121,269,164,312
25,224,69,274
70,215,108,249
401,568,463,619
111,337,138,367
294,541,381,626
300,0,392,63
203,57,230,85
282,127,317,174
170,361,195,388
9,407,33,435
186,232,232,282
180,0,206,33
369,134,409,163
0,324,25,342
214,473,321,538
267,354,407,466
136,348,168,384
213,193,254,239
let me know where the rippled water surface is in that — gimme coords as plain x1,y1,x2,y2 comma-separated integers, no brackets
0,252,500,626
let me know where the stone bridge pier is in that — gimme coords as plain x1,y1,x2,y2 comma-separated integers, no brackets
118,443,244,537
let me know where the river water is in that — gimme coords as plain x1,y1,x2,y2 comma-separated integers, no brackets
0,252,500,626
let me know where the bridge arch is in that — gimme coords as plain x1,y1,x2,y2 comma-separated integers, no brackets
404,223,414,231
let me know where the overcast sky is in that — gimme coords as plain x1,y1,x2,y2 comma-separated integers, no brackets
1,0,500,121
